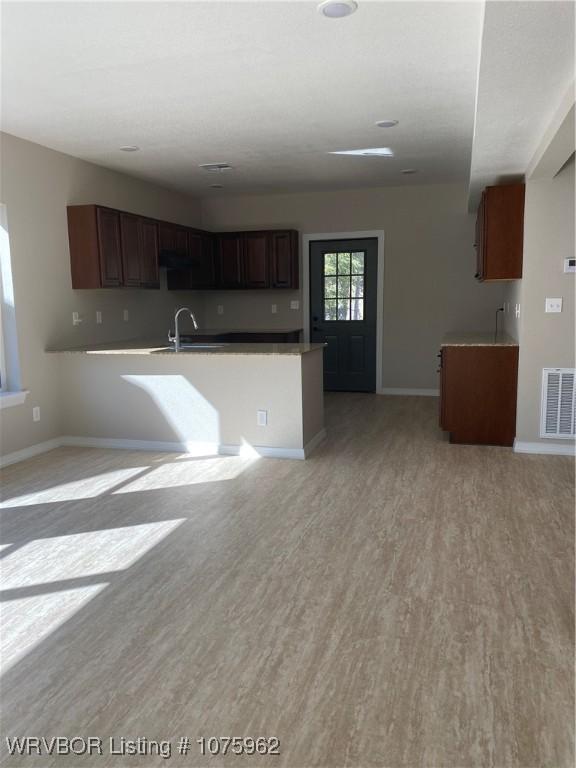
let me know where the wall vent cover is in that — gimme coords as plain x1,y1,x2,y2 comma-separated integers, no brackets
540,368,576,439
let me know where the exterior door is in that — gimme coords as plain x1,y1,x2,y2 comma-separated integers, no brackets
310,238,377,392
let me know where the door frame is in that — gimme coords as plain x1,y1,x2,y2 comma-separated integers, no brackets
302,230,384,392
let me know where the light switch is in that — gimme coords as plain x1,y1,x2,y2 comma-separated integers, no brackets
257,410,268,426
123,309,129,322
545,297,563,313
72,311,82,326
217,305,224,315
271,304,278,314
96,311,102,324
290,300,300,310
515,303,521,319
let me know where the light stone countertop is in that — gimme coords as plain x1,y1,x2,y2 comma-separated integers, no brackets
47,339,324,356
441,332,518,347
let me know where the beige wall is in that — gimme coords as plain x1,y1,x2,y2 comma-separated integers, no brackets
200,183,506,390
513,156,575,445
0,132,203,456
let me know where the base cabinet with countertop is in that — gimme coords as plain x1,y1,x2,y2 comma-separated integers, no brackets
439,333,519,446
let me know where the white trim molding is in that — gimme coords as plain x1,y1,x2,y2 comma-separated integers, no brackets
514,439,576,457
378,387,440,397
301,230,385,392
0,389,29,409
0,437,61,468
0,430,329,468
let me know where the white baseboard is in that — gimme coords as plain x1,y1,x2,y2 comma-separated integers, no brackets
1,432,322,467
61,435,220,456
378,388,440,397
514,439,576,457
0,437,62,468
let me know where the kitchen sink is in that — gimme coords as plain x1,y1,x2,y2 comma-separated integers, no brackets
161,343,229,352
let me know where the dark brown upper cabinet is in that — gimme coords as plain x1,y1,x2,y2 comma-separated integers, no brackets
243,232,270,288
68,205,123,288
216,234,244,288
140,219,160,288
270,230,299,288
68,205,159,289
189,233,216,288
475,183,525,281
158,222,188,258
166,233,215,290
68,204,298,291
120,213,142,287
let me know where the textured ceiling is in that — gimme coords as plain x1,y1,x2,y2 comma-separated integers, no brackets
1,1,483,196
469,1,575,208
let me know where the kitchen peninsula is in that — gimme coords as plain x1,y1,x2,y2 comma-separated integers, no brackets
49,340,325,460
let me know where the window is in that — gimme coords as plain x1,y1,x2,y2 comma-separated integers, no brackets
0,204,26,408
323,251,365,321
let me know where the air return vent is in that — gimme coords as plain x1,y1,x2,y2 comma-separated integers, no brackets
540,368,576,438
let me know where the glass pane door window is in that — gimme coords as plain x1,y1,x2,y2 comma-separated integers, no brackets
323,251,365,321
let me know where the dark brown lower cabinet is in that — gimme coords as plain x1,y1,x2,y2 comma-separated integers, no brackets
439,344,519,446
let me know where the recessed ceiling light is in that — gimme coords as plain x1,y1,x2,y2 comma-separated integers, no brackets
199,163,232,173
329,147,394,157
401,168,417,174
318,0,358,18
119,145,139,152
376,120,399,128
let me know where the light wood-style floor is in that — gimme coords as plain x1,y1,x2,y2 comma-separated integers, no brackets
1,394,574,767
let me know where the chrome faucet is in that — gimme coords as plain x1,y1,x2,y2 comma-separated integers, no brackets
168,307,198,352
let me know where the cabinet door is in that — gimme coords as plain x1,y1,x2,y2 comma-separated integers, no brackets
96,208,123,286
216,234,243,288
474,193,486,281
159,223,188,257
141,219,160,288
243,232,269,288
119,213,142,287
270,231,298,288
483,184,524,280
189,232,216,288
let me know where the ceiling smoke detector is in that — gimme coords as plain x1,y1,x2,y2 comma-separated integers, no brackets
401,168,417,175
376,120,399,128
199,163,232,173
318,0,358,18
119,145,140,152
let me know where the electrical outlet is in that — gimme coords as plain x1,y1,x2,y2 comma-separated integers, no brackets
32,406,41,422
257,410,268,426
217,305,224,316
271,304,278,314
96,310,102,324
545,297,562,313
72,311,82,326
123,309,129,322
564,258,576,273
290,300,300,310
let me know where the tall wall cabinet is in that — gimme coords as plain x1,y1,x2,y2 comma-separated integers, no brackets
474,183,525,281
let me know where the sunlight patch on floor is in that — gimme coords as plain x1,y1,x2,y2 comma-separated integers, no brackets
0,467,149,508
1,520,185,589
113,455,258,493
0,585,107,672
